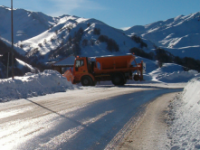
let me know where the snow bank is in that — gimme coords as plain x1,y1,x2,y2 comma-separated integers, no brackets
156,70,200,83
149,63,200,83
169,77,200,150
0,70,74,102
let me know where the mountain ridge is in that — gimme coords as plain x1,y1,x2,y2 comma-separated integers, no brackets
0,6,200,64
124,12,200,60
0,5,58,43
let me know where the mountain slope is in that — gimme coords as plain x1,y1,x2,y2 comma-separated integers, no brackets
19,16,155,63
0,36,25,55
1,6,200,65
0,6,154,64
0,37,38,78
0,5,58,43
124,12,200,60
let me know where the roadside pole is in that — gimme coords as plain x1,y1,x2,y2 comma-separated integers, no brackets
11,0,14,79
7,52,9,78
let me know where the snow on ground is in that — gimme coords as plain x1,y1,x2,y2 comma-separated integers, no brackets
168,77,200,150
135,56,200,83
0,70,75,102
149,63,200,83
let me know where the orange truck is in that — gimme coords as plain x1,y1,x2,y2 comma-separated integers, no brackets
62,54,144,86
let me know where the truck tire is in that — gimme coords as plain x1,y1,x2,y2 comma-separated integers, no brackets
134,74,140,81
112,73,125,86
124,79,127,85
91,80,97,86
81,76,93,86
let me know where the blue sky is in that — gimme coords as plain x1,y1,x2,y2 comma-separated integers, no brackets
1,0,200,29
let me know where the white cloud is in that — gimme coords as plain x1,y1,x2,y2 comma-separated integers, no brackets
10,0,106,17
49,0,105,16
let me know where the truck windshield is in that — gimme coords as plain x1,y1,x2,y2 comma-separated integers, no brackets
76,60,84,68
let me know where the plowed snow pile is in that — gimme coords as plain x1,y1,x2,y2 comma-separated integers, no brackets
169,77,200,150
0,70,74,102
149,63,200,83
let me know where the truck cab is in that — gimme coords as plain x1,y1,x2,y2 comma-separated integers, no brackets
73,57,96,86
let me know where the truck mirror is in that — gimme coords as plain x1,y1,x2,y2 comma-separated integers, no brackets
75,67,78,71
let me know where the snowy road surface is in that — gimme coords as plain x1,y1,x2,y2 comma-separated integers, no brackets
0,84,183,150
115,92,178,150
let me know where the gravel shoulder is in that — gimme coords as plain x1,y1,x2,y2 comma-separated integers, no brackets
116,92,178,150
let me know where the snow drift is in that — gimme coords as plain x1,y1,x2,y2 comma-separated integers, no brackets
0,70,74,102
169,77,200,150
149,63,200,83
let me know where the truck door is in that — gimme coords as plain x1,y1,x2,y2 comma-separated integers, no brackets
75,59,86,74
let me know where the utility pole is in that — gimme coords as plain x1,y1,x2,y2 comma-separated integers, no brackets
7,52,10,78
11,0,14,79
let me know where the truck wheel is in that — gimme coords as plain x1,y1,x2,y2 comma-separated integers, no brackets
81,76,92,86
123,79,127,85
134,75,140,81
112,74,124,86
91,80,97,86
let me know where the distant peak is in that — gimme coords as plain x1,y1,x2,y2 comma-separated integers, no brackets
121,27,131,31
174,15,184,20
191,12,200,17
0,5,9,8
0,5,17,11
0,5,10,9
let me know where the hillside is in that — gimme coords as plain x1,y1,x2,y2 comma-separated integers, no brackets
0,38,37,78
0,5,58,43
124,12,200,60
0,6,153,62
19,16,155,64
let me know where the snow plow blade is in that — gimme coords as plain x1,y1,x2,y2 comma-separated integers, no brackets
62,70,74,84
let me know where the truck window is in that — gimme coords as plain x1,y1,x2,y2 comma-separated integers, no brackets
76,60,84,68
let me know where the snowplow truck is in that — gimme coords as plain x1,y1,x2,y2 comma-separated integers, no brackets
63,54,144,86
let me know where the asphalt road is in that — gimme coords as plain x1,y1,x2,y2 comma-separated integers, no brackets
113,92,178,150
0,84,183,150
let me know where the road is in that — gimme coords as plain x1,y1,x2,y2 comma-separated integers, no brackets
0,84,183,150
113,92,178,150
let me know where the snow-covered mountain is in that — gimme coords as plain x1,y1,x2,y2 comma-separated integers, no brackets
0,36,25,55
0,5,58,43
22,17,154,62
124,12,200,60
0,6,156,63
0,55,36,78
0,37,36,78
0,5,200,70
